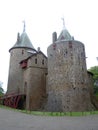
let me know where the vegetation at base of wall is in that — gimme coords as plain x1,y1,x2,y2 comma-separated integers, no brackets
22,110,98,116
0,81,4,96
0,105,98,117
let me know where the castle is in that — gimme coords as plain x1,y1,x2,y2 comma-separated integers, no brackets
6,25,94,112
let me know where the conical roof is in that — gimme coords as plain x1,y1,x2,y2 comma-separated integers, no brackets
9,32,36,51
57,28,72,41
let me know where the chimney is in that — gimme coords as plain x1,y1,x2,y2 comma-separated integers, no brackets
37,47,40,52
52,32,57,43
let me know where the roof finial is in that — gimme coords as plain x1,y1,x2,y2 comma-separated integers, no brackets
23,20,26,32
61,17,65,29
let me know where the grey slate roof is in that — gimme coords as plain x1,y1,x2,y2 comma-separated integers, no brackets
9,32,36,51
57,28,72,41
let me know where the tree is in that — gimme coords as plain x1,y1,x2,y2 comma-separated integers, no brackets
88,66,98,81
88,66,98,94
0,81,4,96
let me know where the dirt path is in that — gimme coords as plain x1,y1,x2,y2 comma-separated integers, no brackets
0,108,98,130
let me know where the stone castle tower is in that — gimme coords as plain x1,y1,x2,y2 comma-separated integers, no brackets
7,30,36,94
6,24,94,111
46,27,93,111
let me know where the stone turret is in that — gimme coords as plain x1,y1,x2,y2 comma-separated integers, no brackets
7,30,36,94
46,27,93,112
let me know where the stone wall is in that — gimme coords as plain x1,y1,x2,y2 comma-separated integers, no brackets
46,40,93,112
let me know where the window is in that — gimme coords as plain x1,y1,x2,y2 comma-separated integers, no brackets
65,49,68,54
35,58,37,64
22,50,24,54
42,59,44,65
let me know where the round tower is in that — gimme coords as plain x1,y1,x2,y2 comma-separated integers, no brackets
7,30,36,94
46,28,93,112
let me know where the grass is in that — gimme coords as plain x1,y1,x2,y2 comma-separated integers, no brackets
0,105,98,116
15,110,98,116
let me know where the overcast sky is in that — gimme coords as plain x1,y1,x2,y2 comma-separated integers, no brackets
0,0,98,91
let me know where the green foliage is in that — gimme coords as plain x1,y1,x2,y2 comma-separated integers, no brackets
88,66,98,81
88,66,98,94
